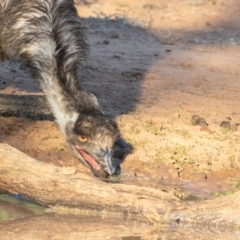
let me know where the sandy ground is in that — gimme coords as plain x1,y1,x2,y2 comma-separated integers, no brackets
0,0,240,199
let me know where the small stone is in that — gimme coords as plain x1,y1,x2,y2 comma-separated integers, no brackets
191,115,200,126
103,39,109,44
220,121,231,130
113,54,121,59
199,117,207,126
191,115,208,127
109,33,119,39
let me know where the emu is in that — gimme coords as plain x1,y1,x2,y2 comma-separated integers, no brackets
0,0,121,177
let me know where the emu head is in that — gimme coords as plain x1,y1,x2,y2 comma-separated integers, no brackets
64,95,121,178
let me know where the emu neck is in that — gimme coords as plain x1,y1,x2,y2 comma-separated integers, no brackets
40,78,77,135
38,67,97,136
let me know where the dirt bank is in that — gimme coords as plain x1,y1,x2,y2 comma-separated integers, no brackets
0,0,239,198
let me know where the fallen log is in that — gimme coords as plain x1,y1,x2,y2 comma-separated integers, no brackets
0,143,179,217
0,143,240,227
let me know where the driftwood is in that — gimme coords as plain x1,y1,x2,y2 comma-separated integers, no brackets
0,143,240,229
0,143,179,215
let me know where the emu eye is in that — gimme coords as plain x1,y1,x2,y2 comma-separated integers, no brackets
78,135,88,142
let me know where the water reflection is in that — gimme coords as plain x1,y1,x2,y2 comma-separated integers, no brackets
0,210,239,240
0,195,239,240
0,195,45,222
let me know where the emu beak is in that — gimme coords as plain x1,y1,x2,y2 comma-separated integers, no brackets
97,148,116,176
76,145,118,177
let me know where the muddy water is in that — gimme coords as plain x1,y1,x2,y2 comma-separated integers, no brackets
0,195,45,222
0,184,240,239
106,169,236,201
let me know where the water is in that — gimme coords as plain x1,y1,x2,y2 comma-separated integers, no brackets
0,194,45,222
0,175,239,240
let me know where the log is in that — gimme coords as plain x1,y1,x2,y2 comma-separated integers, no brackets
0,143,240,228
0,143,179,218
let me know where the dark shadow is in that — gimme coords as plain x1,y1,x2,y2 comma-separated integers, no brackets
78,17,160,117
0,17,160,118
1,3,240,117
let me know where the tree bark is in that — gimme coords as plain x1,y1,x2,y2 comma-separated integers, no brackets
0,143,240,227
0,143,179,216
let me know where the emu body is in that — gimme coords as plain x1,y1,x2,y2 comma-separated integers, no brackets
0,0,120,177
